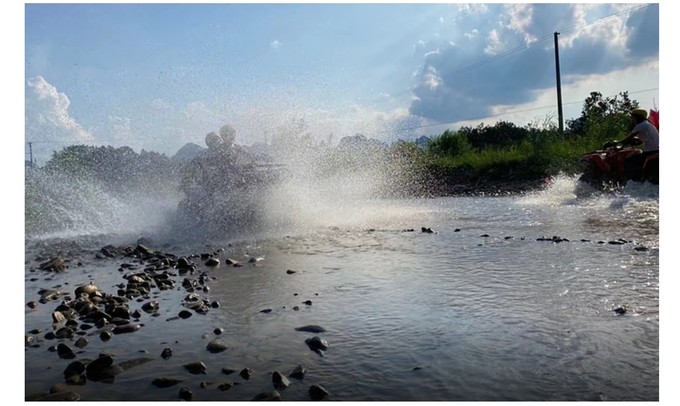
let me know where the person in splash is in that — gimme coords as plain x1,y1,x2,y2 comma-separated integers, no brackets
615,108,659,182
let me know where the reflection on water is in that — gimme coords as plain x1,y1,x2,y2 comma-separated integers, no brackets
25,191,658,401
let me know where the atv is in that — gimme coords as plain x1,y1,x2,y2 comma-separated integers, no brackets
578,142,658,191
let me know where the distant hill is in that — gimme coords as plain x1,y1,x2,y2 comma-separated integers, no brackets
172,143,205,162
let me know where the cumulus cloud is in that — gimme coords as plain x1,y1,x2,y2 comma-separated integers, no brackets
408,3,659,124
25,76,94,163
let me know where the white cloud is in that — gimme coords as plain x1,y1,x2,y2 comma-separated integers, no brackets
503,3,537,44
270,39,282,49
484,28,504,55
464,28,479,40
25,76,94,163
423,66,442,90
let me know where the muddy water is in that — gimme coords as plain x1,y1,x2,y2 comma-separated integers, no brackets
24,184,659,401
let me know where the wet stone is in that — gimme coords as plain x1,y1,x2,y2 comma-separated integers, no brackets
184,362,207,374
252,390,282,401
206,338,228,353
63,361,86,380
272,370,290,389
74,337,88,348
217,382,233,391
305,336,329,355
289,365,307,380
309,384,329,400
161,347,173,359
295,325,326,333
240,368,253,380
57,343,75,359
178,310,193,319
178,387,194,401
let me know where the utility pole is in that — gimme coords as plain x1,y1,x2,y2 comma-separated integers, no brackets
554,32,564,136
28,141,34,167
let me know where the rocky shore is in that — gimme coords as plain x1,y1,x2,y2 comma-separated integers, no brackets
25,239,334,401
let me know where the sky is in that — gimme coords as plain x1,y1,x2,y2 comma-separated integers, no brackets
17,1,664,165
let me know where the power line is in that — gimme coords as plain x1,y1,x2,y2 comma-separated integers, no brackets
371,87,659,136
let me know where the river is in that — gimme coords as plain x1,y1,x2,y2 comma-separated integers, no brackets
24,176,659,401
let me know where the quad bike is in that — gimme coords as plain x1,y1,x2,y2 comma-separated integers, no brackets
578,142,659,191
174,126,286,238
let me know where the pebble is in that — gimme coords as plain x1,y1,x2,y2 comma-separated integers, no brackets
206,338,228,353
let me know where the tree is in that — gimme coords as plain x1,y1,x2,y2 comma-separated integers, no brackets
566,91,639,138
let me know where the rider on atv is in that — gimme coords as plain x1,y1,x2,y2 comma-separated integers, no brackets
602,108,659,183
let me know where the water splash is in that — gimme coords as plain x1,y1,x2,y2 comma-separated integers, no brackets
25,168,180,241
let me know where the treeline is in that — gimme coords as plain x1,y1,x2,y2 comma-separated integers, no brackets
38,145,182,193
419,91,642,192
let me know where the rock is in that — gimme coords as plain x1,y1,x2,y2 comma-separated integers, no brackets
260,308,273,314
39,257,67,272
57,343,75,359
178,387,194,401
295,325,326,333
272,371,290,389
86,355,114,377
421,227,435,233
286,270,296,274
161,347,173,359
142,301,159,313
74,337,88,348
614,306,627,315
152,377,183,388
183,362,208,374
75,283,99,297
302,300,312,306
217,382,233,391
63,361,86,381
240,367,253,380
205,257,220,267
289,365,307,379
113,323,142,334
213,327,224,335
206,338,228,353
252,390,282,401
309,384,329,400
178,310,193,319
305,336,329,355
52,311,66,323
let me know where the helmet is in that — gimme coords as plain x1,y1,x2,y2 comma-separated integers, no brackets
205,131,224,149
219,125,236,145
631,108,648,119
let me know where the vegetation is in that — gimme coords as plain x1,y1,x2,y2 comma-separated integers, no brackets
27,91,646,201
417,91,643,194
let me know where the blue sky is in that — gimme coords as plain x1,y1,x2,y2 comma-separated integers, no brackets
19,2,663,163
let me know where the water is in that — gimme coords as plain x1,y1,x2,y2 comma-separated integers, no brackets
24,175,659,401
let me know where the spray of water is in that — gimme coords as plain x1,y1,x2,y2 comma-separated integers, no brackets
25,167,181,241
